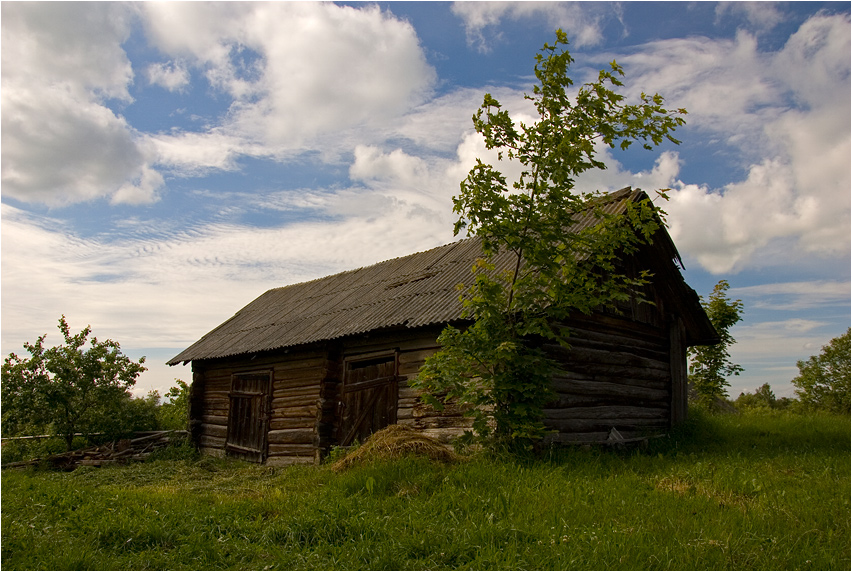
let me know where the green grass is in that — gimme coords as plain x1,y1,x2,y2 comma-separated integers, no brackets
2,411,849,570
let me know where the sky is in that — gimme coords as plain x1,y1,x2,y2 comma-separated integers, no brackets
2,1,850,400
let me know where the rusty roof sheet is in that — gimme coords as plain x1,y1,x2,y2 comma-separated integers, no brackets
167,188,700,365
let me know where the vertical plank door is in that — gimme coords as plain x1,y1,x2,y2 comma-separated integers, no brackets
338,354,398,446
226,371,272,462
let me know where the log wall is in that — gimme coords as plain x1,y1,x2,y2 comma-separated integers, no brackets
192,348,333,466
190,307,682,463
189,325,468,465
336,326,470,445
542,314,672,443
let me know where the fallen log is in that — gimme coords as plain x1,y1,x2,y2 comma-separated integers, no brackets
2,430,189,471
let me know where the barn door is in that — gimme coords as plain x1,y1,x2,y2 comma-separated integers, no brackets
226,371,272,462
338,353,398,446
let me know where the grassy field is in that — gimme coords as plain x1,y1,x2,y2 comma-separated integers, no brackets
2,410,849,570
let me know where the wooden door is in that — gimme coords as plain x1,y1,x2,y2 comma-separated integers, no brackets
338,354,398,446
226,371,272,462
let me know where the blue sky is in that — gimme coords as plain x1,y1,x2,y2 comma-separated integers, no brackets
2,1,849,400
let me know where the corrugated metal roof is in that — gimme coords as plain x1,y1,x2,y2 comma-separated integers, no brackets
167,188,700,365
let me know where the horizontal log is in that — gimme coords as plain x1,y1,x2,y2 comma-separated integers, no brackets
275,369,326,387
272,405,316,418
398,348,438,365
418,427,466,444
204,390,230,401
272,355,327,371
399,362,426,376
545,394,668,409
550,377,669,400
391,423,462,442
398,397,418,409
398,387,421,400
198,446,225,458
271,395,316,409
269,417,316,431
342,331,440,356
200,378,231,392
560,324,667,353
272,385,321,399
268,428,315,445
545,417,668,433
408,416,474,430
265,454,317,467
545,344,669,372
413,402,467,418
199,435,225,448
202,408,229,419
558,362,670,382
200,424,228,439
203,398,230,409
200,414,228,425
562,313,666,344
554,372,668,391
267,443,316,455
542,405,668,420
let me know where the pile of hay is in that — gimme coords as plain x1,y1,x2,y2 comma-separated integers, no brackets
329,424,461,472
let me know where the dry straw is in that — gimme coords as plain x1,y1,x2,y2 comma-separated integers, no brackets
330,424,461,472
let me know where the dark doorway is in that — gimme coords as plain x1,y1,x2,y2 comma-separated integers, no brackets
338,353,398,446
226,370,272,462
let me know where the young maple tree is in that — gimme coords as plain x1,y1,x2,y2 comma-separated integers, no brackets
413,30,687,449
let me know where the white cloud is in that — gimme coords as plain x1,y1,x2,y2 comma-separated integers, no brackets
1,83,158,206
1,2,439,204
0,161,459,392
601,13,851,274
451,1,610,52
145,131,247,175
147,61,191,92
729,281,851,311
715,2,787,32
0,2,134,102
140,2,437,156
0,2,163,206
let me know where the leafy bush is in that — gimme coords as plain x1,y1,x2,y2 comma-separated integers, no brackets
2,316,147,449
688,280,744,407
792,328,850,414
154,380,189,431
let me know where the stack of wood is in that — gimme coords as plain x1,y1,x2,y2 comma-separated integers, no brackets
3,430,189,471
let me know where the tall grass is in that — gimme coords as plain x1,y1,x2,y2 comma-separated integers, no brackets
2,411,849,570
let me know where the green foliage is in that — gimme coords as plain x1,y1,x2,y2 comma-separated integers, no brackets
792,328,851,414
414,30,685,450
734,383,776,411
733,383,801,413
96,391,160,442
2,412,849,570
688,280,744,408
155,380,190,431
1,316,147,450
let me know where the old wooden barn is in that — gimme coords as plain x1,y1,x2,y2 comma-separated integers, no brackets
168,187,718,465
